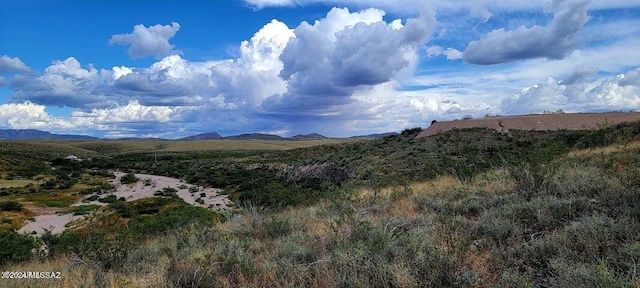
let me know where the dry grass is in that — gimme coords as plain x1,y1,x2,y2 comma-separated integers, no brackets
0,209,35,232
18,194,79,208
0,179,41,189
567,140,640,158
0,254,166,288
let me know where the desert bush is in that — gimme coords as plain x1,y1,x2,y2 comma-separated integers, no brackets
407,238,477,287
454,195,486,218
260,216,294,239
154,187,178,197
551,215,639,264
613,241,640,278
127,204,218,237
122,239,171,275
0,200,23,211
277,162,349,186
119,172,138,184
598,188,640,220
211,238,259,281
548,258,633,288
508,162,558,199
494,238,560,279
496,270,534,288
98,195,118,203
349,220,390,253
0,230,37,266
239,201,266,231
475,212,523,246
142,178,153,186
42,230,132,271
554,161,623,198
165,259,215,288
277,243,317,265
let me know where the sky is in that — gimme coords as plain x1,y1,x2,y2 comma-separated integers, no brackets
1,0,639,138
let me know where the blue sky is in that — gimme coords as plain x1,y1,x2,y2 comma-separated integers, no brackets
1,0,639,138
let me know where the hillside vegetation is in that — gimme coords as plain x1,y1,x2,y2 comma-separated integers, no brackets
1,123,640,287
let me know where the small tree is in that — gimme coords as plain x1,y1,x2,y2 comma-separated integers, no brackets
120,173,138,184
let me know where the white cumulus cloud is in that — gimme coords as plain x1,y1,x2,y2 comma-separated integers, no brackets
109,22,182,59
71,100,180,124
0,102,73,130
263,7,434,116
9,57,112,109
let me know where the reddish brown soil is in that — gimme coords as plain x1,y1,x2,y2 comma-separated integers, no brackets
416,112,640,138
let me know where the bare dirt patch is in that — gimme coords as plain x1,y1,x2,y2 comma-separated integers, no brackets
417,112,640,138
18,172,230,235
97,172,231,209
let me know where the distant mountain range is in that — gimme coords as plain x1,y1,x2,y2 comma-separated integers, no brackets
290,133,327,140
179,132,223,141
223,133,286,140
349,132,398,139
0,129,397,140
0,129,99,140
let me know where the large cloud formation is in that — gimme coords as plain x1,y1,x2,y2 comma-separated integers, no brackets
262,7,434,117
109,22,182,59
9,57,111,109
463,0,591,65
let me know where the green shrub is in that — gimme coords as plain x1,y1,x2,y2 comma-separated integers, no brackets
277,244,317,265
42,230,131,271
261,217,293,239
549,258,633,288
154,187,178,197
494,238,560,277
551,215,639,264
120,173,138,184
98,195,118,203
508,162,557,199
495,270,533,288
554,164,620,197
0,200,23,211
0,230,38,266
42,200,70,207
